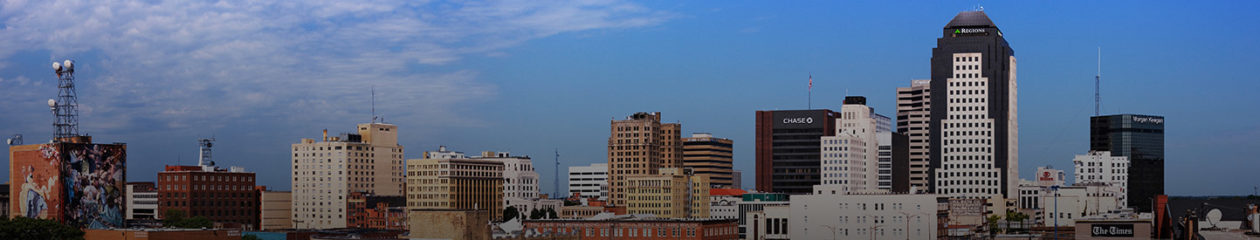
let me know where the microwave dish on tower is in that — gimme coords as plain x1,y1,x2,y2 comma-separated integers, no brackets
50,59,81,140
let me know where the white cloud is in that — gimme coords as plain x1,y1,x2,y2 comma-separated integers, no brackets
0,0,671,134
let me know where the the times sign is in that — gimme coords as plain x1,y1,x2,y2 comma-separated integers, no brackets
1090,223,1135,237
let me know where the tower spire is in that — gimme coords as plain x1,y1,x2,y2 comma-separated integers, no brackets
50,59,80,141
1096,47,1101,116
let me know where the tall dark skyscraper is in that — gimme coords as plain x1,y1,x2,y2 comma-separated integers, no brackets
928,11,1020,200
1091,114,1164,212
755,109,839,194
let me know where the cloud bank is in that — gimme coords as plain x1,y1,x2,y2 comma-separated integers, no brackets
0,0,671,134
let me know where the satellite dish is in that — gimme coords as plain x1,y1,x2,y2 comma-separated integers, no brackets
48,99,57,107
63,60,73,71
53,62,61,71
1207,208,1223,228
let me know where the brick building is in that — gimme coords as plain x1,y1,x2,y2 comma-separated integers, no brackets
523,217,738,240
157,165,258,228
347,192,407,230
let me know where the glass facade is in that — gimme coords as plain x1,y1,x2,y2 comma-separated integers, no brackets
1090,114,1164,212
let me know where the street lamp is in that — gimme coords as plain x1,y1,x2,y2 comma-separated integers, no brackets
899,212,928,240
817,224,839,240
1051,185,1060,240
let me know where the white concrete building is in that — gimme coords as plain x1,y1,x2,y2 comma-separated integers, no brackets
125,183,158,220
710,195,741,220
1074,151,1128,208
423,147,540,211
746,205,791,240
291,123,405,229
1034,165,1067,187
935,52,1018,201
819,98,879,192
737,194,790,239
567,163,608,200
1018,182,1123,227
877,131,894,190
790,189,938,240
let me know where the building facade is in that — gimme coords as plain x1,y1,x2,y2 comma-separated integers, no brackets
290,123,405,229
608,112,682,207
1090,114,1164,212
819,97,879,192
8,141,127,228
682,133,735,188
930,11,1019,200
424,147,540,213
157,165,258,228
568,163,608,201
347,192,406,230
736,193,789,239
257,189,291,230
406,157,504,220
522,217,739,240
789,191,939,240
126,182,158,220
754,109,840,194
897,79,933,189
1074,151,1129,209
626,168,710,218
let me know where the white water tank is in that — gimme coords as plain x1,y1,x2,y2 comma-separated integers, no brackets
1251,213,1259,232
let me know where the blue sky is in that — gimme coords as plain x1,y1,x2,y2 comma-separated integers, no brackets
2,0,1258,196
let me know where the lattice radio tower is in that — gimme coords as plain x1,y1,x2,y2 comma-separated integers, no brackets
49,60,80,140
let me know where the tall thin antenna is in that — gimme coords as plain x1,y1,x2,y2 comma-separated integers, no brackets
554,148,561,198
1095,47,1101,116
371,86,378,123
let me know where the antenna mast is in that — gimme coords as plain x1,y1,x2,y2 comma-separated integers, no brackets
554,148,561,198
50,60,80,141
371,86,378,123
1095,47,1101,116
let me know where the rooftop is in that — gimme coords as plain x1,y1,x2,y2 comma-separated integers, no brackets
944,11,997,28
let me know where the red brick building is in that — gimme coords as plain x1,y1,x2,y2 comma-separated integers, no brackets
347,192,406,230
523,217,737,240
157,165,258,229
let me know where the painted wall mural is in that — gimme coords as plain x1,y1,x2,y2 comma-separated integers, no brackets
8,143,126,229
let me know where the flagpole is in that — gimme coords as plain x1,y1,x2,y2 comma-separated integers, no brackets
808,73,813,110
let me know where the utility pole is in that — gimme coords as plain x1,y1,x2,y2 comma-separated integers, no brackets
555,149,561,198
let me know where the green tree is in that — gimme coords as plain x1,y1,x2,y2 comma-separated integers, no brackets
1004,210,1017,233
162,209,214,228
0,217,85,240
503,206,520,221
1011,212,1029,233
986,214,1001,237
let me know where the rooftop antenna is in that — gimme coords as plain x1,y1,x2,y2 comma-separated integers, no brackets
49,59,80,141
371,86,378,123
554,148,561,198
1095,47,1102,116
198,138,215,167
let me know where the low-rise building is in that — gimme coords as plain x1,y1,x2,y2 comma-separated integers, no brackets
709,189,746,220
568,163,608,201
406,157,504,220
407,209,492,240
84,228,243,240
347,192,406,230
522,215,738,240
157,165,258,229
736,193,789,239
1020,183,1123,227
626,168,710,218
744,205,791,240
790,188,938,240
257,188,291,230
1074,151,1129,209
126,182,158,220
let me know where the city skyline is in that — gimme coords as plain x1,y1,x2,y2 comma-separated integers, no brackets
2,1,1259,197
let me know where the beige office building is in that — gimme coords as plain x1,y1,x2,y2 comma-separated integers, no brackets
259,190,292,230
406,158,504,220
897,79,932,189
607,112,682,207
290,123,405,229
626,168,710,219
682,133,734,188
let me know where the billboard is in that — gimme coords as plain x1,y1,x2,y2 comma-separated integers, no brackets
8,142,126,229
